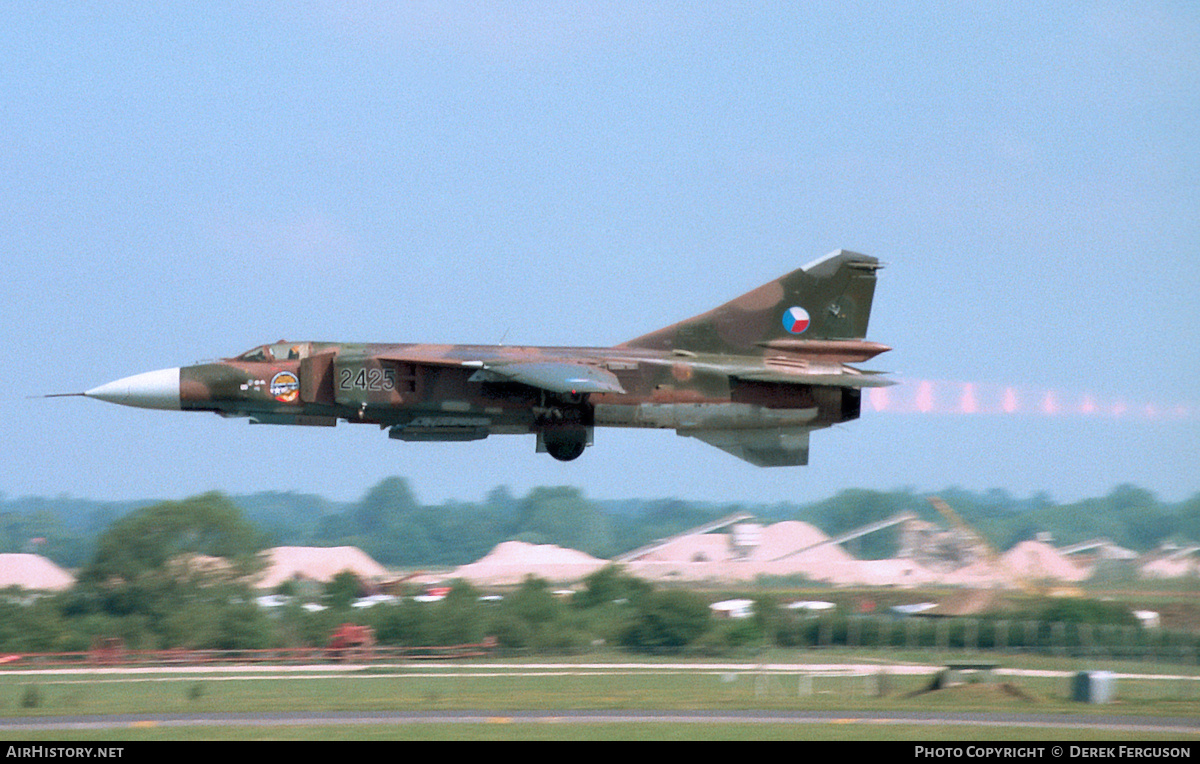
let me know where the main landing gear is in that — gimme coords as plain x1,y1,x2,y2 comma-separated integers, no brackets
541,425,589,462
536,396,592,462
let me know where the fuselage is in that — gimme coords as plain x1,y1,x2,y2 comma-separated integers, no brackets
173,340,855,432
85,338,879,455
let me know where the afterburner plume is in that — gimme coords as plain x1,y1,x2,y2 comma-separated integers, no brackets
873,378,1196,421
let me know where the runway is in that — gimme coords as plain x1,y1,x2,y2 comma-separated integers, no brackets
3,661,1198,737
2,708,1199,735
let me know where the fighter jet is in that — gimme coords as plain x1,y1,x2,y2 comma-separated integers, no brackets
76,250,891,466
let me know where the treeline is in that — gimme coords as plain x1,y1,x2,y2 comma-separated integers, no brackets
0,495,715,654
3,480,1200,570
3,491,1199,656
3,492,1173,656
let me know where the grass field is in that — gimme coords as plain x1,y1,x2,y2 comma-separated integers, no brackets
11,723,1200,742
3,652,1199,740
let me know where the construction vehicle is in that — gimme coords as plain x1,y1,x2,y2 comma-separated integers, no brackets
924,496,1004,571
924,496,1082,596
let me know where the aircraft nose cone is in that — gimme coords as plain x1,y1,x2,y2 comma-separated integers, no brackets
85,367,181,410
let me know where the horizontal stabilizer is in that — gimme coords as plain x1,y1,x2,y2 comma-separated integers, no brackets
680,427,810,467
734,371,896,388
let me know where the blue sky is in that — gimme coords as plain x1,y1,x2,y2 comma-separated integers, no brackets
2,3,1197,506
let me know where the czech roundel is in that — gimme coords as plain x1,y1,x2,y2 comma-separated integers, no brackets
782,306,810,334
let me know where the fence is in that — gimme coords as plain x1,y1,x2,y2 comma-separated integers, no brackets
1,642,496,669
2,617,1198,668
778,614,1200,665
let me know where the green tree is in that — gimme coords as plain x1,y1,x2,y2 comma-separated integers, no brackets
619,589,711,653
1109,485,1176,549
512,487,614,557
502,576,561,625
371,599,434,646
491,576,571,651
1178,493,1200,542
573,565,652,610
430,580,488,645
351,477,419,536
80,492,266,585
72,493,269,648
1032,598,1138,627
323,571,363,610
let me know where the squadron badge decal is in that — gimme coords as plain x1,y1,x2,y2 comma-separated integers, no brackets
270,371,300,403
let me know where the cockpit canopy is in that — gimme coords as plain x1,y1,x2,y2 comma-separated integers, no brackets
234,342,311,362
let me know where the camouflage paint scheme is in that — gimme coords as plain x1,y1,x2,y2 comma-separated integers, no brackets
84,250,891,465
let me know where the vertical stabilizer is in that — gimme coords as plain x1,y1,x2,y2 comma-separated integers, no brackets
621,250,881,355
